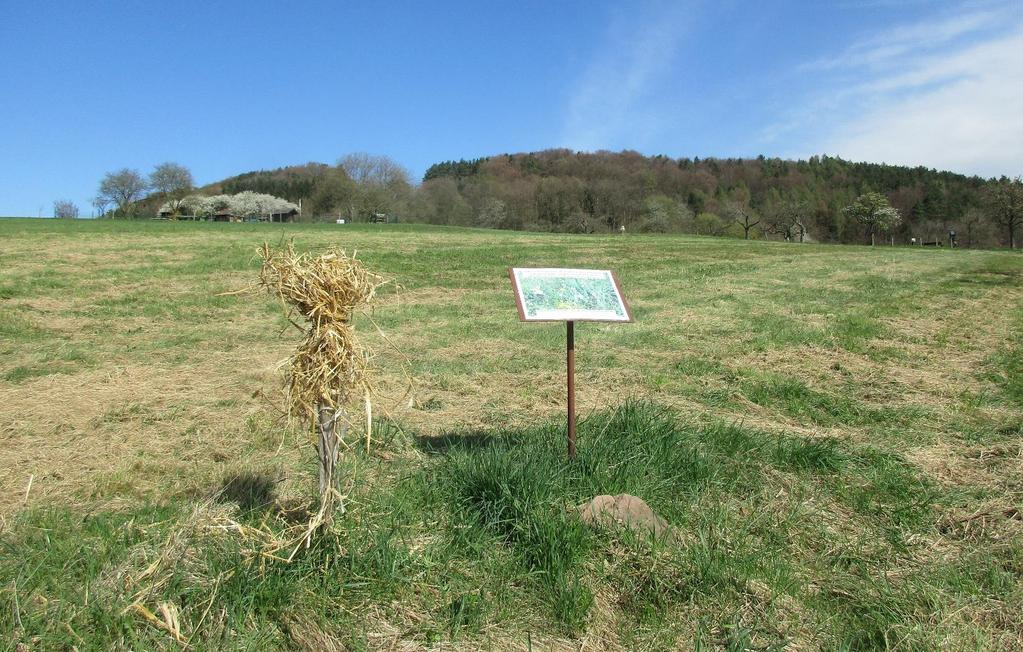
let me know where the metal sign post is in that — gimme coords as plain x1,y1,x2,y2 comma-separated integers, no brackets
567,320,576,458
509,268,632,459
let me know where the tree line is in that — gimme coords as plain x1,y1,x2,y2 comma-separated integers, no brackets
413,150,1020,248
95,151,1022,248
84,163,195,218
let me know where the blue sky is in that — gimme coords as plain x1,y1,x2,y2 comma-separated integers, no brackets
1,0,1021,216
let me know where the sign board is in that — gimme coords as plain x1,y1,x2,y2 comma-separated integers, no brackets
509,266,633,459
509,268,632,323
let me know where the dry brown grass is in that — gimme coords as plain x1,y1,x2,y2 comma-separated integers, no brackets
0,352,285,511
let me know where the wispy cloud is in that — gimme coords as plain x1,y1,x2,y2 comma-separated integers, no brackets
805,8,1004,71
560,3,690,152
779,3,1023,178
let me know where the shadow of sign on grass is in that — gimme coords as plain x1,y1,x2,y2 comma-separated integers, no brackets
414,430,514,455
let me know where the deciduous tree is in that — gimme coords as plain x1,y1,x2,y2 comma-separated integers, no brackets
764,199,810,242
693,211,725,236
338,153,412,220
338,152,410,187
475,197,507,229
92,196,110,218
307,169,356,219
985,177,1023,249
97,168,147,217
959,207,991,248
149,162,194,215
413,178,472,225
637,194,693,233
53,199,79,219
169,192,298,220
842,192,901,246
723,196,761,240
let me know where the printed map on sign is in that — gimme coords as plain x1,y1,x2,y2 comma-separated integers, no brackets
510,268,632,322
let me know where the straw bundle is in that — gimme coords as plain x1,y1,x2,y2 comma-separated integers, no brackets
258,242,385,510
258,242,383,421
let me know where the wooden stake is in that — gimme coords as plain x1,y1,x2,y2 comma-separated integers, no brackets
316,403,346,497
364,389,372,453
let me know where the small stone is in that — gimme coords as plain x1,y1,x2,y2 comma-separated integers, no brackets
575,494,670,538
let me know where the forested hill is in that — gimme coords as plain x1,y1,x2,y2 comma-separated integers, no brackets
419,150,996,245
206,162,340,199
150,150,1014,247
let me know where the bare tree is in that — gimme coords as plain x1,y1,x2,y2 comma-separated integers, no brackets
92,196,111,218
764,199,809,242
337,152,410,186
985,176,1023,249
724,199,761,240
149,162,194,214
959,207,991,248
337,153,412,221
97,168,147,217
53,199,79,219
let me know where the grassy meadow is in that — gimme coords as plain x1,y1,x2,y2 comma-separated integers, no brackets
1,219,1021,650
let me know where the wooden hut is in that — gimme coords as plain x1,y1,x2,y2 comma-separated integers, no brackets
213,208,241,222
268,208,299,223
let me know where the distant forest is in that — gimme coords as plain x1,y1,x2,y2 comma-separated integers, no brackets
137,150,1019,247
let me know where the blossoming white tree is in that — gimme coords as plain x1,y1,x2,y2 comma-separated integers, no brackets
229,191,299,218
842,192,902,246
161,192,299,220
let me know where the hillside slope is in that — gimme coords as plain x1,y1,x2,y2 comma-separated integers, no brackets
136,151,1012,247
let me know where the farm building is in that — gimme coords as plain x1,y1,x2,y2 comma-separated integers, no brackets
213,208,241,222
268,207,299,223
156,207,203,220
156,192,301,222
158,207,298,222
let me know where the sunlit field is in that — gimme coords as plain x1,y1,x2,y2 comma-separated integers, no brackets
1,219,1021,650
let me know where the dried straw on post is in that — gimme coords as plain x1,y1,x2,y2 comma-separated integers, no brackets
258,242,382,418
257,242,385,516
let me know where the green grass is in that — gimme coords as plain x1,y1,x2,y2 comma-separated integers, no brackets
984,307,1023,404
2,403,1016,649
0,219,1021,649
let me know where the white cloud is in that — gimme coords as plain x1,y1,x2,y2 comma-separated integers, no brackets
560,4,689,151
785,4,1023,178
806,8,1004,71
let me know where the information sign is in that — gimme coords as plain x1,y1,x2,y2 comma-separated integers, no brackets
509,267,633,458
509,268,632,322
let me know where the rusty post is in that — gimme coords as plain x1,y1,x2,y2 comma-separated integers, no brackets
567,320,576,459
